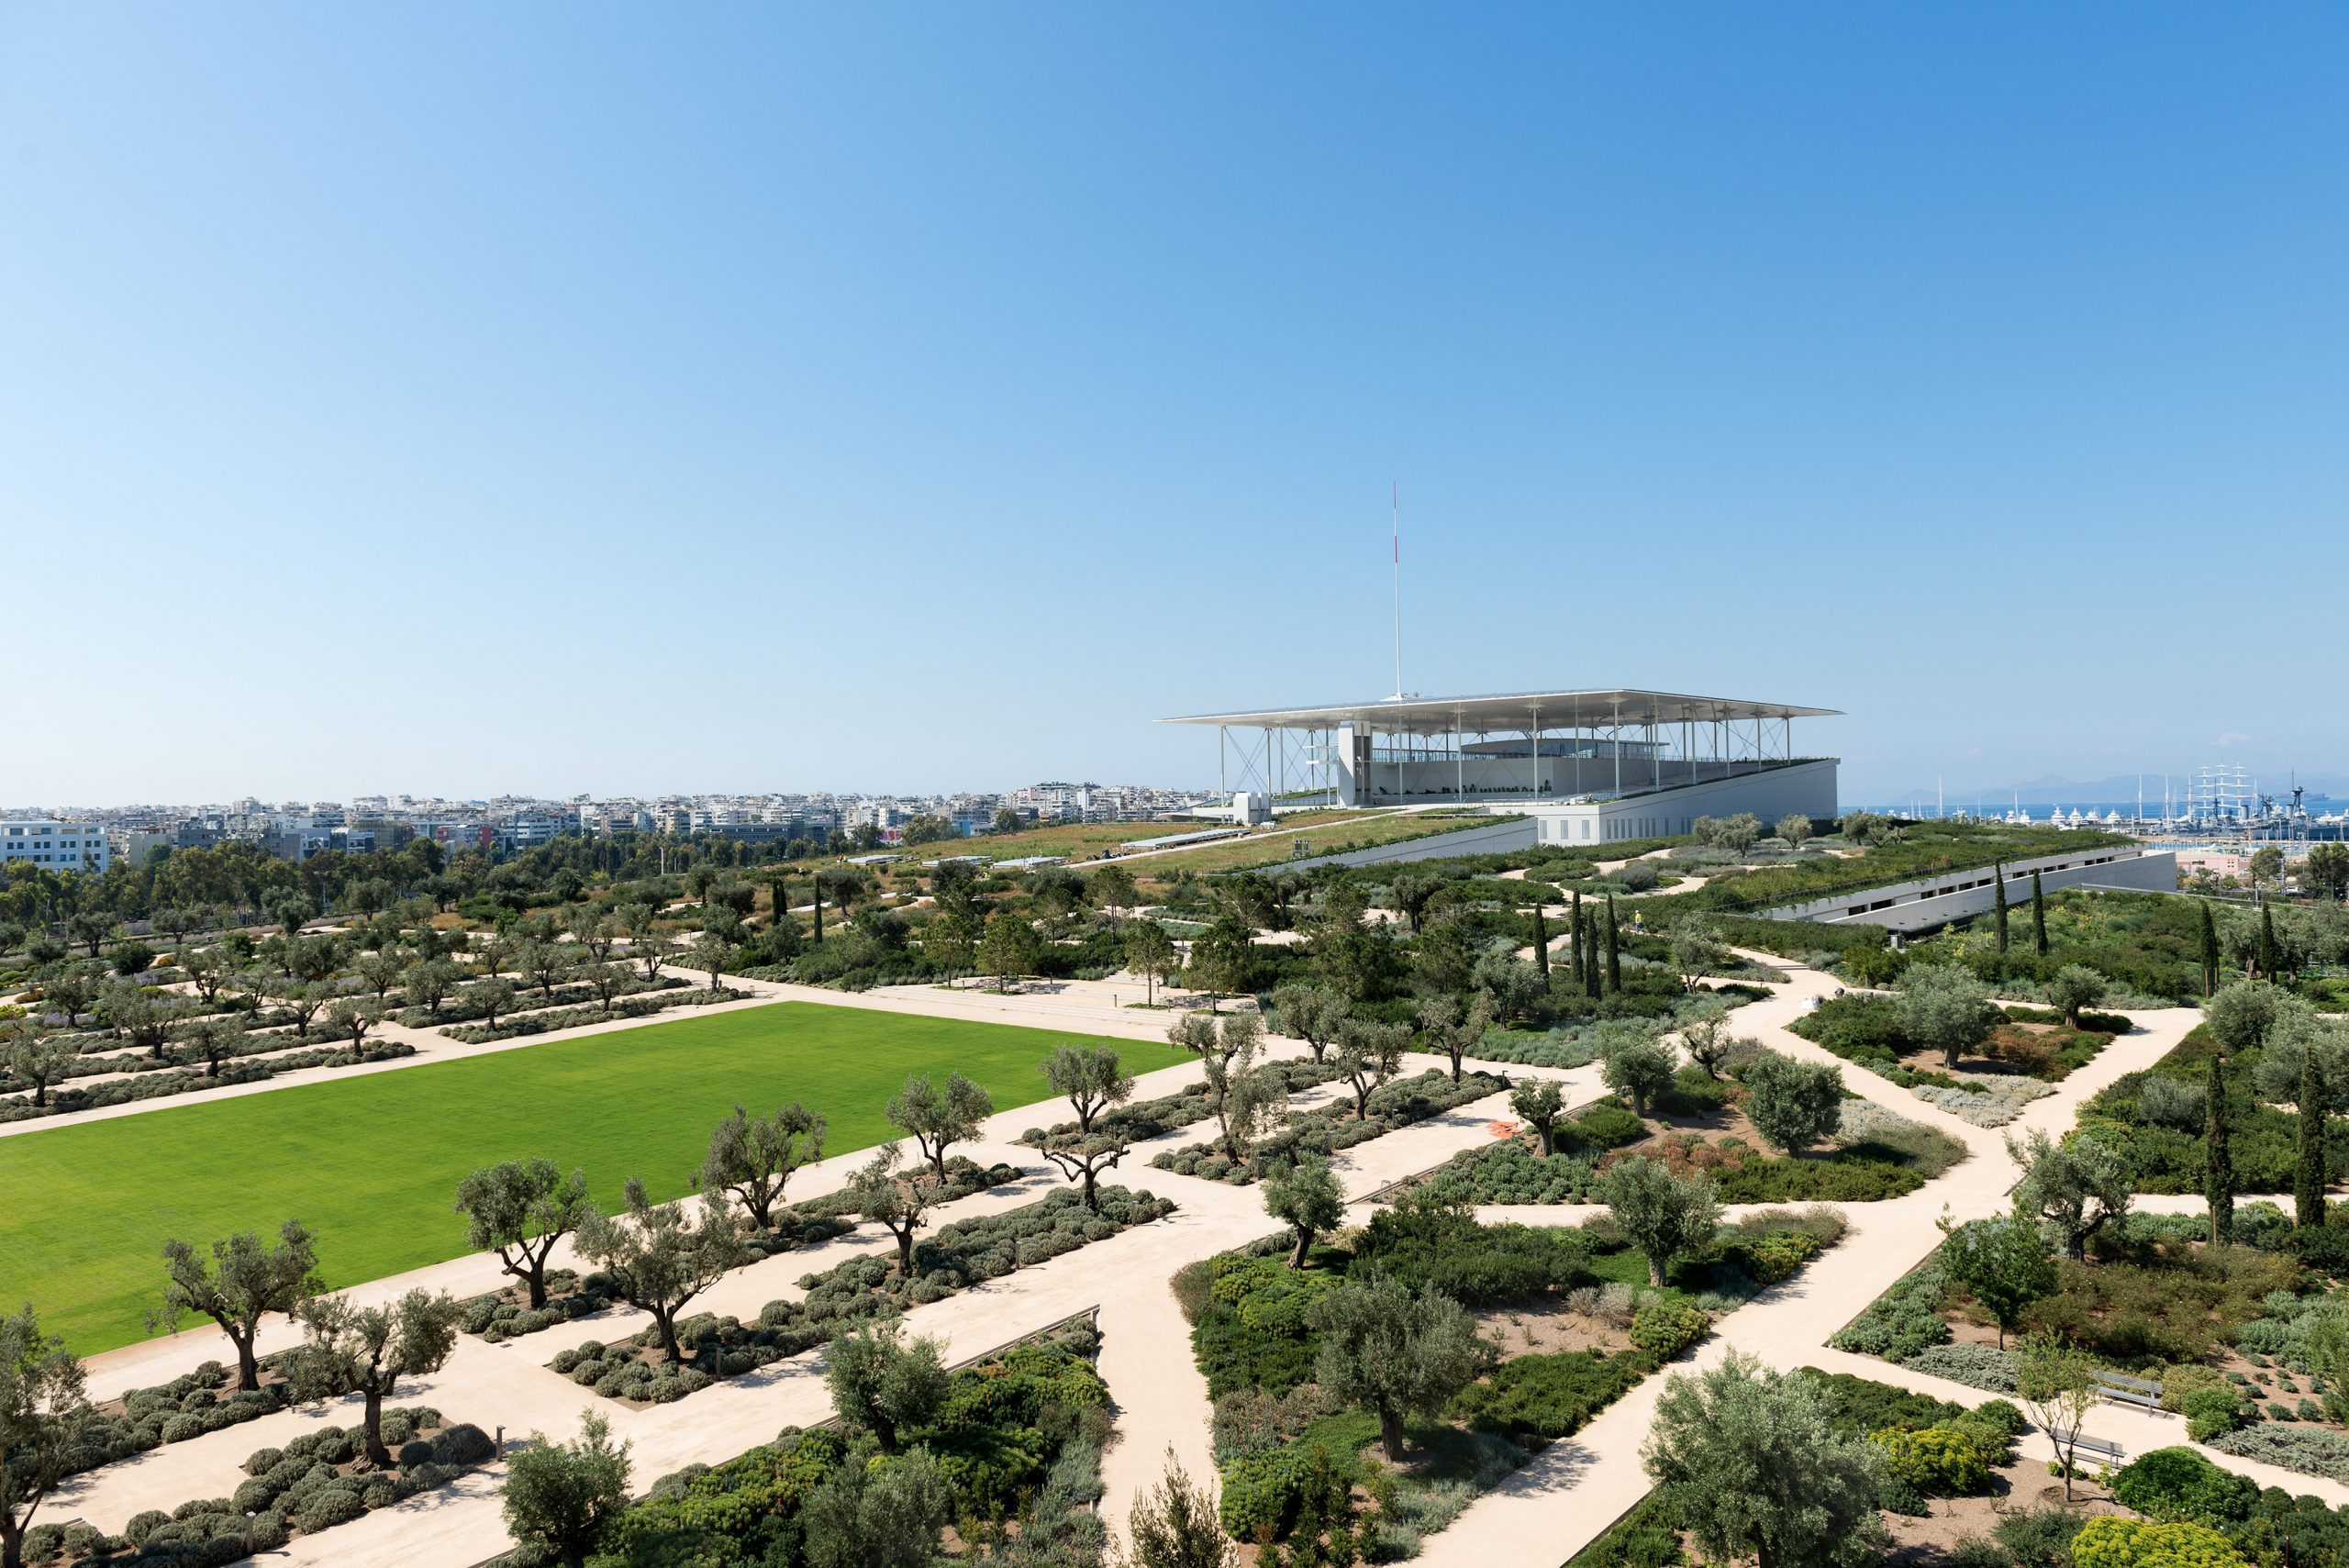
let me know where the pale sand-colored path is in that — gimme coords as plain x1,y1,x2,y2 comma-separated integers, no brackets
43,950,2292,1568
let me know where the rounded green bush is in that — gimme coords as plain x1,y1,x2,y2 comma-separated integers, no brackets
123,1510,170,1548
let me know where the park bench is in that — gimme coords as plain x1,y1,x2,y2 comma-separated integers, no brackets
2072,1433,2126,1467
2094,1371,2165,1411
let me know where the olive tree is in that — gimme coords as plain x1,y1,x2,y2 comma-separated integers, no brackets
1642,1350,1885,1568
2006,1128,2132,1262
1776,814,1814,851
502,1410,632,1568
1509,1078,1565,1156
698,1102,826,1230
798,1445,951,1568
1042,1043,1133,1135
885,1073,992,1180
1601,1032,1675,1117
1264,1155,1344,1268
453,1159,592,1309
285,1287,462,1467
825,1319,949,1452
152,1220,321,1390
1332,1018,1411,1120
1269,982,1349,1062
1741,1051,1844,1156
2043,963,2110,1029
1308,1272,1494,1462
1898,962,1997,1071
1,1029,75,1109
849,1147,941,1274
1416,991,1496,1084
574,1180,744,1363
1600,1156,1720,1286
0,1307,89,1568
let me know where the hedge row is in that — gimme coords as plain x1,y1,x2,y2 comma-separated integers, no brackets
1152,1069,1511,1186
0,1040,415,1123
549,1185,1176,1404
19,1412,491,1567
462,1159,1019,1342
1018,1059,1350,1149
438,985,740,1043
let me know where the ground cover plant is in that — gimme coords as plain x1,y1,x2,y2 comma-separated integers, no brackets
1149,1067,1508,1184
20,1409,494,1567
0,1001,1191,1352
499,1319,1112,1568
551,1185,1175,1403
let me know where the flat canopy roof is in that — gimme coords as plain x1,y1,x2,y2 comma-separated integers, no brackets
1160,688,1842,738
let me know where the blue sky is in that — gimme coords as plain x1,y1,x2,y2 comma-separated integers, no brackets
5,5,2343,806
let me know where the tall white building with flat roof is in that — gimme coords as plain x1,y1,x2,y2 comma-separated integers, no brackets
1,820,111,874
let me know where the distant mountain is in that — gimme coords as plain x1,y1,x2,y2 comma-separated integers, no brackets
1877,771,2349,810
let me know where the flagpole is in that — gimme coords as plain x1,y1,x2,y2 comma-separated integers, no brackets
1390,482,1402,700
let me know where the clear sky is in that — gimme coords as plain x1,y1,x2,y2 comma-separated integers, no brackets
6,5,2343,807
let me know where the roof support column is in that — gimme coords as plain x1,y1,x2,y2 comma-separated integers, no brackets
1219,727,1227,795
1612,697,1621,795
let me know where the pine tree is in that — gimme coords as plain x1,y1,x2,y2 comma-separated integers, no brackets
2206,1053,2234,1247
2298,1047,2327,1231
2199,903,2220,997
2031,871,2048,957
2260,906,2280,981
1993,862,2009,954
1531,904,1550,983
1605,897,1622,995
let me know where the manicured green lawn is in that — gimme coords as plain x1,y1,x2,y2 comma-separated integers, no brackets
0,1002,1191,1354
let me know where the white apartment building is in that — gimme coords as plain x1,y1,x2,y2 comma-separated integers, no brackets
1,820,111,874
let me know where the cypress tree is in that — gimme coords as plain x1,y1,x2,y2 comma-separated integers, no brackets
2031,870,2048,957
1604,896,1621,994
1992,862,2009,954
1585,906,1602,1000
1531,904,1551,983
1569,891,1585,987
2199,902,2220,996
2260,906,2280,981
2298,1046,2327,1230
811,884,824,943
2206,1053,2234,1247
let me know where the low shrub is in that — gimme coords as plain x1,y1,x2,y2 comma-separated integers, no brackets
1152,1070,1509,1185
1870,1425,1995,1496
1903,1341,2017,1394
2202,1422,2349,1484
1628,1303,1708,1362
552,1185,1175,1403
1452,1350,1643,1441
2110,1445,2258,1525
1829,1267,1952,1362
2068,1516,2251,1567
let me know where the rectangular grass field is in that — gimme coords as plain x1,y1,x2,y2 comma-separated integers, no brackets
0,1001,1192,1354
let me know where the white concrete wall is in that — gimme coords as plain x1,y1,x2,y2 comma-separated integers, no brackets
1531,760,1841,847
1773,847,2177,934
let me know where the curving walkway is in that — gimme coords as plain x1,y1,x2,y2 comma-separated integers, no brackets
34,952,2301,1568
